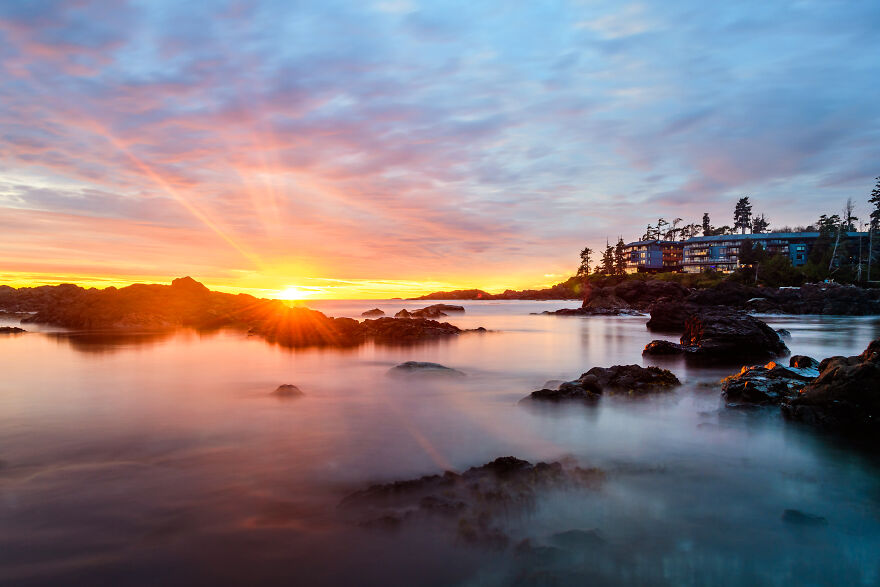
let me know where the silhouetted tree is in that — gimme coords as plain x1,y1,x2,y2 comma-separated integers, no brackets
869,176,880,230
614,238,627,275
734,197,753,234
576,247,593,277
664,217,682,240
702,212,712,236
601,241,615,275
752,213,769,234
656,218,668,241
817,214,841,236
843,198,858,232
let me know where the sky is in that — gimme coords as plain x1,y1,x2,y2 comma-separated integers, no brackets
1,0,878,299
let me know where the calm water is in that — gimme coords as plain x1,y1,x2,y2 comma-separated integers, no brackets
1,300,880,586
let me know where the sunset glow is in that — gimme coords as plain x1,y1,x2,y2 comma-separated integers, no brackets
1,1,877,297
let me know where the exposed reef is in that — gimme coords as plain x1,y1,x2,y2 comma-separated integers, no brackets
644,309,788,363
340,456,604,548
782,339,880,437
523,365,680,403
721,356,820,406
717,338,880,443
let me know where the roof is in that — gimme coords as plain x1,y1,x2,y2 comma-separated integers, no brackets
623,239,683,247
683,231,868,243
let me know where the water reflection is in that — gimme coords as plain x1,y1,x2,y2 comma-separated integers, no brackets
0,302,878,585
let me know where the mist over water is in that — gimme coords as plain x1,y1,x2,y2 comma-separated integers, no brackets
1,301,879,586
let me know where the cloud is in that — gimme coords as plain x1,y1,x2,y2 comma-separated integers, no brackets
1,0,878,295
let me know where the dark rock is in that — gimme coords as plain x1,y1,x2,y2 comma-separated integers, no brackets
789,355,819,369
422,304,465,313
0,326,26,334
646,301,697,332
394,309,413,318
782,338,880,437
686,281,761,308
513,539,567,564
643,340,687,355
387,361,465,377
523,364,680,402
782,509,828,526
776,328,792,339
548,528,606,549
340,456,604,547
272,384,303,397
721,358,819,406
543,307,635,316
358,317,461,344
645,309,788,363
410,306,448,319
361,308,385,317
682,309,789,360
612,280,688,307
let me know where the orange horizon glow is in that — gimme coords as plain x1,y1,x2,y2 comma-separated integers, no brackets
0,270,569,301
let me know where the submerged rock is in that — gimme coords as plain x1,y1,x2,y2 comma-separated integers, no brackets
721,357,820,406
272,384,303,397
782,509,828,527
548,528,606,549
644,309,788,363
782,338,880,438
387,361,465,377
340,456,604,548
361,308,385,317
523,364,680,403
0,326,26,334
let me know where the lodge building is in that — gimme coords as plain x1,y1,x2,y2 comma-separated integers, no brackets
624,232,869,274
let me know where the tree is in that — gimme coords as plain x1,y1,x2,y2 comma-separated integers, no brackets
665,218,683,241
680,223,700,240
576,247,593,277
734,197,753,234
843,198,858,232
752,213,769,234
601,241,615,275
817,214,841,236
869,177,880,281
656,218,668,241
702,212,712,236
614,238,627,275
869,176,880,230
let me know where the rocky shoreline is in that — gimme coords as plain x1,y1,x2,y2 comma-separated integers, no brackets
719,339,880,440
3,276,877,444
0,277,484,348
542,279,880,318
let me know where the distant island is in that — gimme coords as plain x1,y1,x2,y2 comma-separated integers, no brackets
411,277,581,300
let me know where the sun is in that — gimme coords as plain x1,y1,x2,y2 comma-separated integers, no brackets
275,286,314,300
